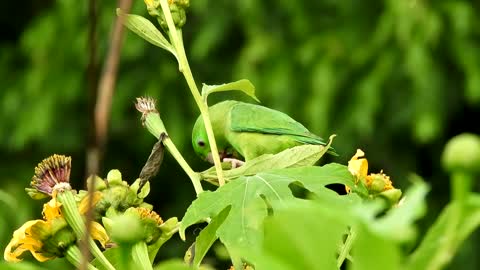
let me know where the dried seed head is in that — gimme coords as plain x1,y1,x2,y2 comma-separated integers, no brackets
31,155,72,196
135,97,158,125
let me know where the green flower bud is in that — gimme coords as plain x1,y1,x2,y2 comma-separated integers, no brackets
93,170,150,219
379,188,403,205
87,175,107,191
369,174,387,194
157,1,189,31
107,169,123,185
126,207,164,245
110,214,144,244
442,133,480,173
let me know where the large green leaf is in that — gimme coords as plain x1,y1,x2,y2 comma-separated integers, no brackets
180,163,355,253
245,199,350,270
200,137,336,183
193,206,231,267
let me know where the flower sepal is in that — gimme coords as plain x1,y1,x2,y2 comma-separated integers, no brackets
25,188,50,200
378,188,403,206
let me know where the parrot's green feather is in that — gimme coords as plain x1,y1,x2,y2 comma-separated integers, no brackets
192,100,336,162
229,103,327,146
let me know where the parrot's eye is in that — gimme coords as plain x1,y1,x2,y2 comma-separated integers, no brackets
197,140,205,147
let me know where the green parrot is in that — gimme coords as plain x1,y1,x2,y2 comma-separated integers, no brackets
192,100,336,166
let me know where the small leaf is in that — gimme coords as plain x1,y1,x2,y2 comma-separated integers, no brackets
193,206,231,267
117,9,177,58
200,136,335,182
180,164,355,253
202,79,259,102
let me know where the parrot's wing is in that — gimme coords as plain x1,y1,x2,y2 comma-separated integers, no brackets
229,103,327,145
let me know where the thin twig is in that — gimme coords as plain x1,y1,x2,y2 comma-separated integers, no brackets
82,0,133,269
81,0,99,268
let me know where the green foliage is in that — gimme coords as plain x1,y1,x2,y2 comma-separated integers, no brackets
406,194,480,270
200,142,335,182
201,79,259,103
2,0,480,269
180,164,356,253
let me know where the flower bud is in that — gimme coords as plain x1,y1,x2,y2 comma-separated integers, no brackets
158,1,189,30
368,172,393,194
379,188,402,205
442,133,480,174
110,214,144,244
93,170,151,218
126,207,164,244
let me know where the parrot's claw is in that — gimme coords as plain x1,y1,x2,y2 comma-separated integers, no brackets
223,158,245,168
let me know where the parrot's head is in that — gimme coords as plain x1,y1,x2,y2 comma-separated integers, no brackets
192,117,212,162
192,115,236,164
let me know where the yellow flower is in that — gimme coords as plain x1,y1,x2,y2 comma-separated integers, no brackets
4,192,108,262
346,149,395,193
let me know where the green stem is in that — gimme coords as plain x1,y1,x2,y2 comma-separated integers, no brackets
132,242,153,270
57,191,115,270
337,228,356,268
158,0,225,186
451,171,471,203
144,113,203,195
117,245,132,270
426,171,472,270
65,245,99,270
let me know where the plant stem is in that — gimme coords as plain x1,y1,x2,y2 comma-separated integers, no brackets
144,113,203,195
426,171,472,270
65,245,99,270
132,242,154,270
57,191,115,270
158,0,225,186
337,228,356,268
164,137,204,195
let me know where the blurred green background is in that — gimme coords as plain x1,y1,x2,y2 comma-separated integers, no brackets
1,0,479,269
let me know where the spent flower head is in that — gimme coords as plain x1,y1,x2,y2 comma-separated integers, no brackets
29,155,72,198
135,97,158,125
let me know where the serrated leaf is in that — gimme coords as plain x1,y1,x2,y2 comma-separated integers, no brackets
351,179,429,270
202,79,259,102
368,179,429,242
200,136,335,182
243,199,350,270
193,206,231,267
180,164,355,253
117,9,177,59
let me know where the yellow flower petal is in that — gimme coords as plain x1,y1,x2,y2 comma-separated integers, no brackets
348,149,368,179
31,250,55,262
90,221,109,248
78,191,103,215
43,198,62,221
3,220,51,262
